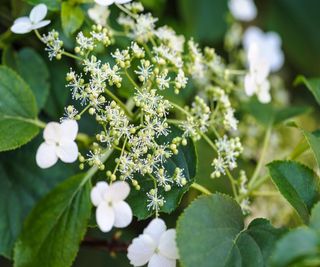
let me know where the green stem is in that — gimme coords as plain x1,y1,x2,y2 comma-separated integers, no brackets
80,149,114,187
248,124,272,187
62,51,83,61
125,69,140,88
191,183,212,195
115,3,138,18
105,88,134,118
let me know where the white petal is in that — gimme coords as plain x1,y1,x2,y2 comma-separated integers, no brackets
127,234,156,266
113,201,132,228
244,74,255,96
116,0,133,4
43,122,61,143
158,229,179,260
56,140,78,163
60,120,78,141
148,254,176,267
229,0,257,22
29,3,48,24
95,0,115,6
243,26,264,51
36,142,58,169
91,182,109,206
143,218,167,245
109,181,130,201
96,202,115,232
32,20,51,30
11,18,32,34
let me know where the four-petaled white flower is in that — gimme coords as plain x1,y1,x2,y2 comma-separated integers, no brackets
244,43,271,103
127,218,179,267
91,181,133,232
95,0,133,6
88,4,110,26
11,4,50,34
243,26,284,72
36,120,79,169
228,0,257,22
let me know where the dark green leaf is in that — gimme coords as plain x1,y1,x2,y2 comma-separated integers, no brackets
61,3,84,36
178,0,228,43
3,47,50,110
295,75,320,105
0,66,39,151
0,139,76,259
243,98,309,127
26,0,61,11
267,0,320,75
127,126,197,220
177,194,285,267
14,174,91,267
267,160,320,223
44,59,70,119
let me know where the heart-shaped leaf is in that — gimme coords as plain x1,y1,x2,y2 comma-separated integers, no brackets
177,194,285,267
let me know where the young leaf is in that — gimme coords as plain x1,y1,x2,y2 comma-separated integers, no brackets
177,194,285,267
267,160,320,223
14,174,91,267
61,3,85,36
0,66,39,152
3,47,50,110
127,126,197,220
295,75,320,105
0,140,77,259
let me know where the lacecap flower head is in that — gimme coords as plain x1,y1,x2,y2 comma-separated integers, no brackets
11,4,50,34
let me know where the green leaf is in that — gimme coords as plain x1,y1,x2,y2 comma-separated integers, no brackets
295,75,320,105
44,59,70,118
178,0,228,43
267,161,320,223
3,47,50,110
14,174,91,267
267,0,320,75
302,130,320,168
61,3,84,36
26,0,61,11
309,202,320,231
270,228,320,267
127,126,197,220
0,140,77,259
0,66,39,152
243,98,309,127
177,194,285,267
270,202,320,266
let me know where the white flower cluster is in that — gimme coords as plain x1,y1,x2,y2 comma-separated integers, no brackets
228,0,285,103
41,30,64,60
211,135,243,178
